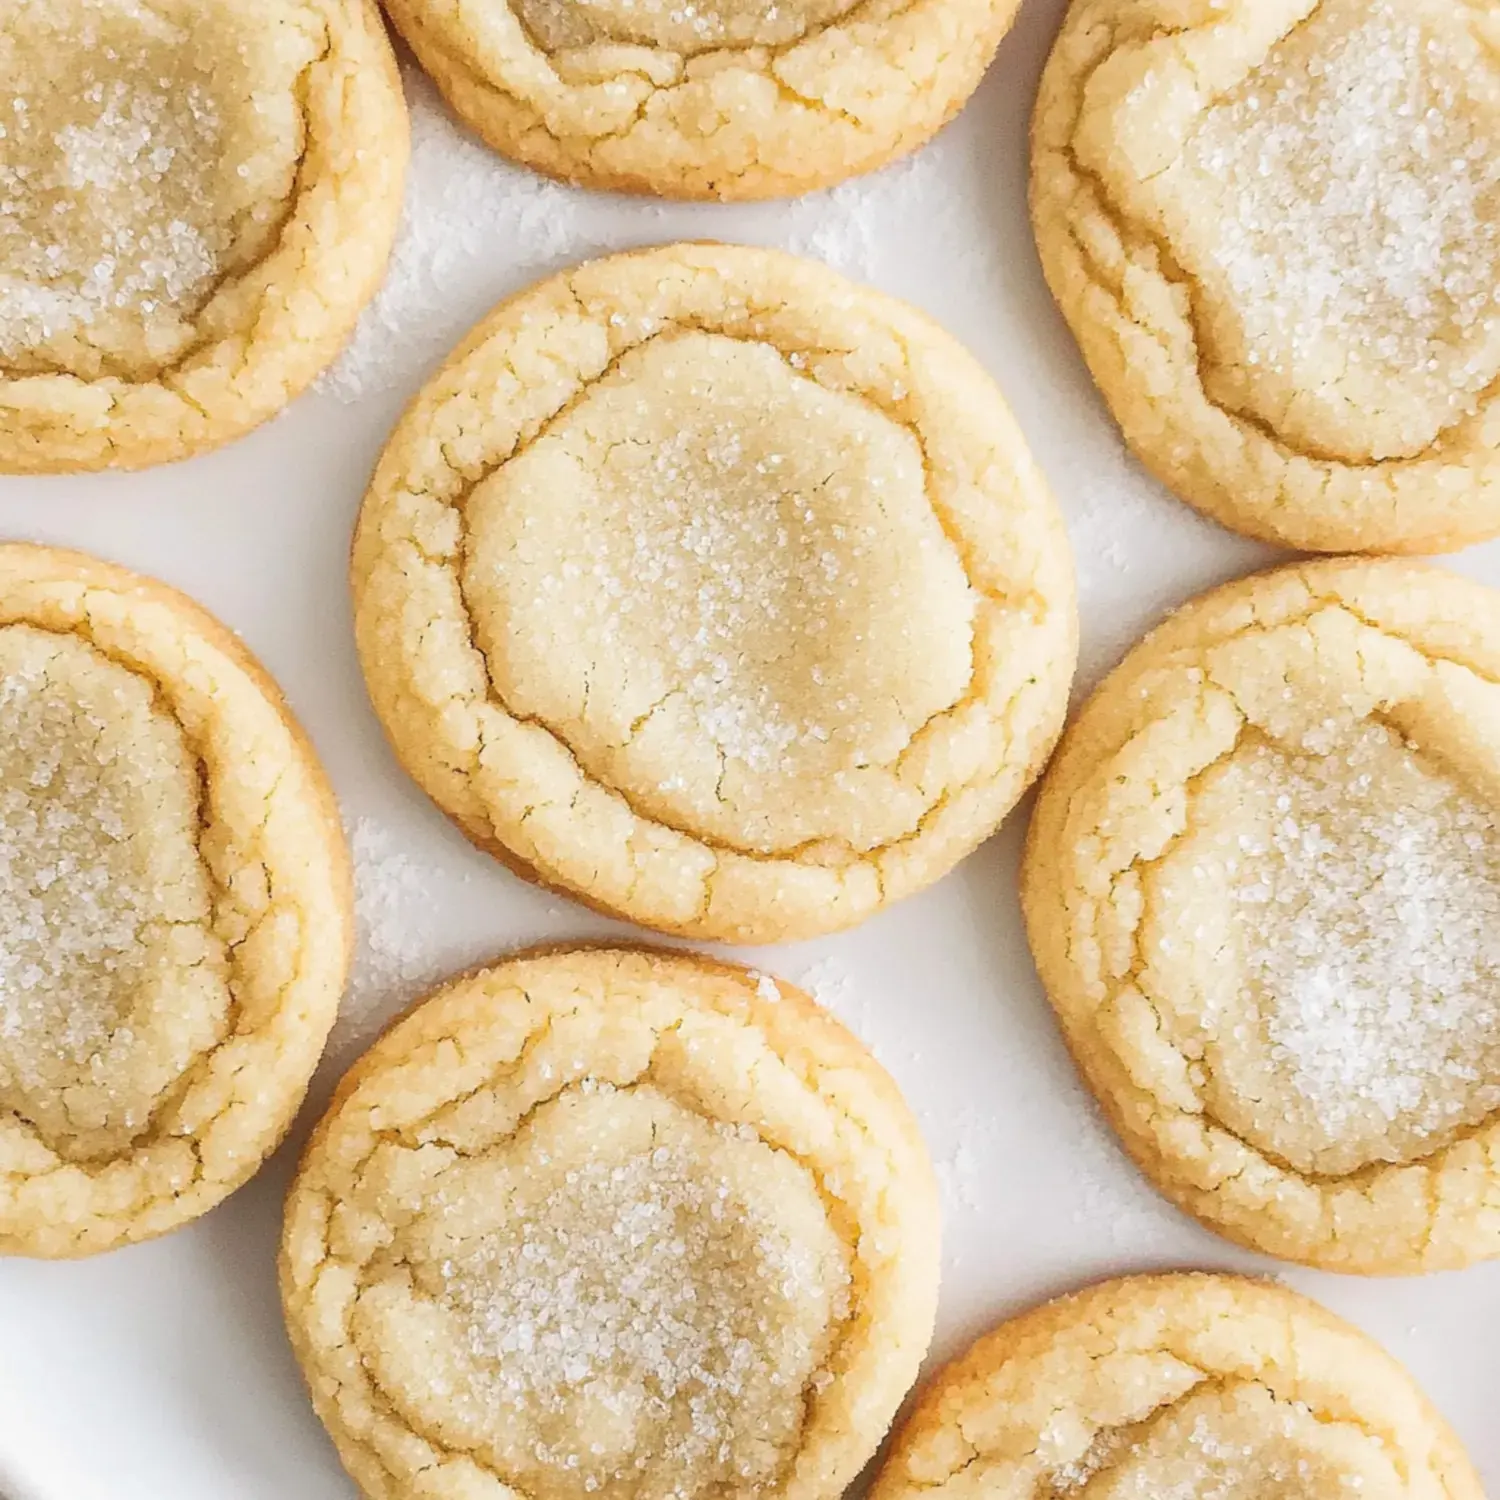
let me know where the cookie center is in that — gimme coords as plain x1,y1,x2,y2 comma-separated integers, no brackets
1194,723,1500,1175
1177,0,1500,462
0,626,230,1162
356,1085,851,1500
0,0,318,382
511,0,863,55
1052,1382,1402,1499
463,329,975,855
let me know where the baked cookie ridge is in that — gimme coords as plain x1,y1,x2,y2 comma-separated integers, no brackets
384,0,1022,198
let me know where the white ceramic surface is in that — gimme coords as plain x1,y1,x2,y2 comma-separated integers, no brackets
1,3,1497,1495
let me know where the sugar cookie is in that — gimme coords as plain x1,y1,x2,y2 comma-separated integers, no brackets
1032,0,1500,554
0,544,351,1257
281,946,940,1500
1022,558,1500,1273
0,0,408,474
383,0,1020,199
872,1274,1483,1500
352,243,1076,945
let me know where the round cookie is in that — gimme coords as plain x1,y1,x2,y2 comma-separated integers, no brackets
0,544,351,1257
1032,0,1500,554
383,0,1021,199
871,1274,1484,1500
0,0,408,474
352,243,1077,945
1022,558,1500,1274
281,945,940,1500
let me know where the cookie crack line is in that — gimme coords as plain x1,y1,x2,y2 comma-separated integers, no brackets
513,0,925,72
430,312,1021,865
901,1355,1409,1494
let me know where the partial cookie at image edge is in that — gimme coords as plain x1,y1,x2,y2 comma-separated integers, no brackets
280,944,941,1500
0,0,409,475
870,1274,1486,1500
0,542,353,1257
1030,0,1500,554
384,0,1022,200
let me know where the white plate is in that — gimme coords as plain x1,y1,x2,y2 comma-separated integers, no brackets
1,4,1497,1495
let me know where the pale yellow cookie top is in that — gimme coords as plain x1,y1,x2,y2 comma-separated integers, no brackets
1032,0,1500,553
1022,558,1500,1273
0,544,351,1257
281,946,940,1500
871,1274,1483,1500
353,243,1076,945
383,0,1019,198
0,0,407,473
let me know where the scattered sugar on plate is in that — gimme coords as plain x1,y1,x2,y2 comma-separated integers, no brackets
319,67,589,403
332,817,465,1054
747,969,783,1005
934,1108,1001,1215
781,152,938,283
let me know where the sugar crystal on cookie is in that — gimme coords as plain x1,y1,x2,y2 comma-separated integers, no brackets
0,624,228,1163
1225,724,1500,1167
1185,0,1500,458
430,1088,851,1498
0,0,315,381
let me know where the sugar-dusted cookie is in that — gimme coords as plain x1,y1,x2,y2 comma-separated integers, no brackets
872,1274,1483,1500
1032,0,1500,553
0,544,350,1257
384,0,1020,200
352,243,1076,944
384,0,1020,199
0,0,408,473
281,945,940,1500
1023,558,1500,1273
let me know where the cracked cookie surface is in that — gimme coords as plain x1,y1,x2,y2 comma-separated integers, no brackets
0,0,408,474
1032,0,1500,553
871,1274,1483,1500
1022,558,1500,1273
280,945,940,1500
0,544,351,1257
383,0,1021,198
352,243,1076,945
